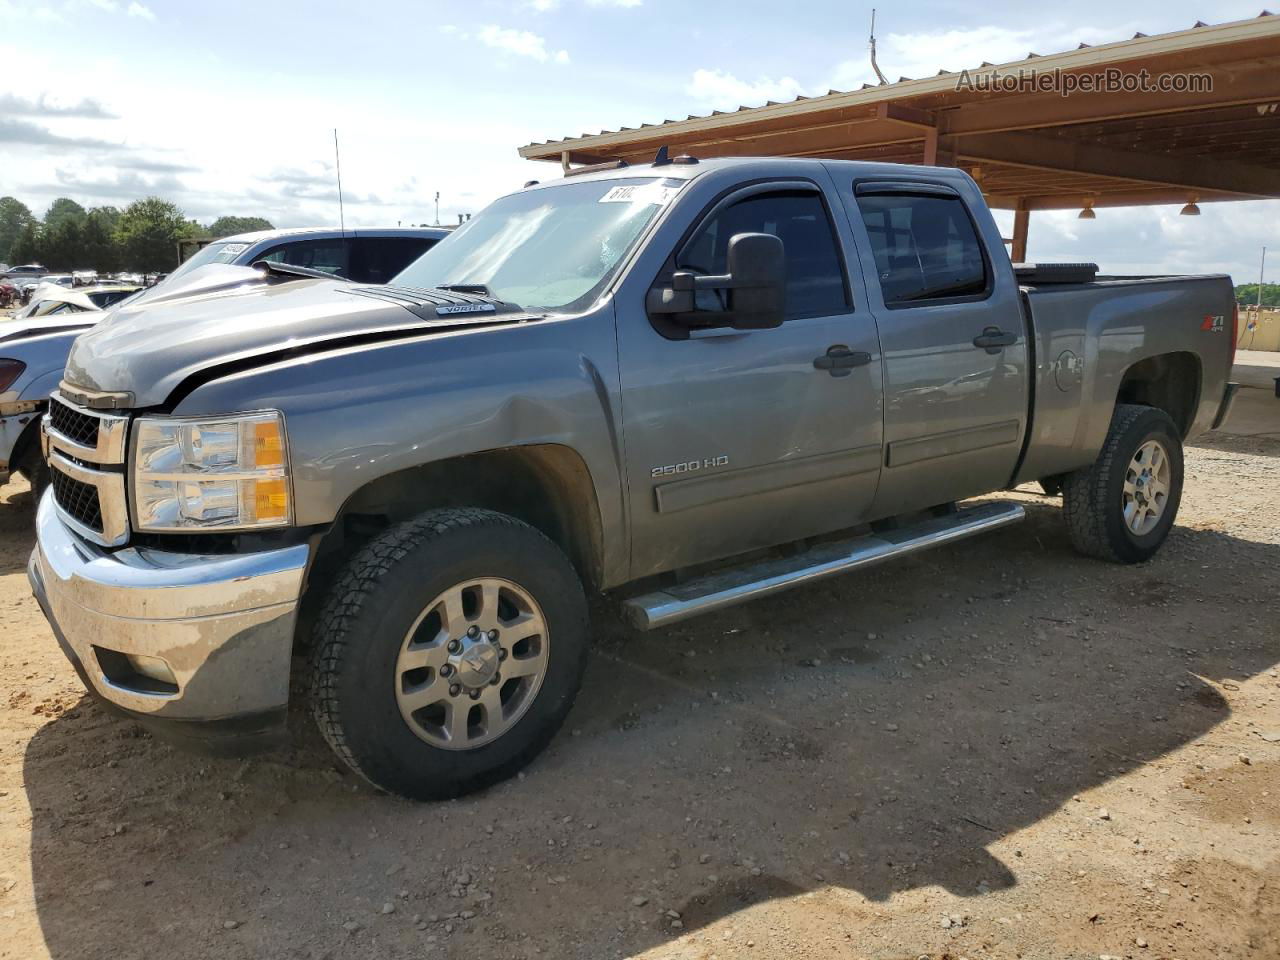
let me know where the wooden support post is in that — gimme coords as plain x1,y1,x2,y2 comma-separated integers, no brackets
561,151,572,174
922,127,939,166
1011,203,1030,263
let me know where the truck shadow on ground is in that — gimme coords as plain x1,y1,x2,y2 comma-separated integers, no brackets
19,489,1280,959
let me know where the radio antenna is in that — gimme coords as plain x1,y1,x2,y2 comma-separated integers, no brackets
869,9,889,86
333,128,346,234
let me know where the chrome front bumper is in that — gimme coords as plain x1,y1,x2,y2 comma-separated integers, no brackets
28,491,309,746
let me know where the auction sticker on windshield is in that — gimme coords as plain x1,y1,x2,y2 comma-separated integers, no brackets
599,183,681,205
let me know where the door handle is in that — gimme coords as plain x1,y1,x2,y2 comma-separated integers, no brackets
813,345,872,377
973,326,1017,354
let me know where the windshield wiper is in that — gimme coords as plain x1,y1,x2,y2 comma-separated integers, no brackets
435,283,493,296
252,260,350,283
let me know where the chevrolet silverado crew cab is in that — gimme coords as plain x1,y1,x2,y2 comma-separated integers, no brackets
29,157,1239,801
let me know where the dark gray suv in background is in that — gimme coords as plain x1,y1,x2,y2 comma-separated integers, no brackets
168,226,452,286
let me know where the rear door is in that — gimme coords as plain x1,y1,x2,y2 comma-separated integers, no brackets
835,178,1028,515
616,176,884,577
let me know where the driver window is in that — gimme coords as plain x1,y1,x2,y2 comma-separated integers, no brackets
677,190,849,319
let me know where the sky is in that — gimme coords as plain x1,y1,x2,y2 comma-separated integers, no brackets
0,0,1274,284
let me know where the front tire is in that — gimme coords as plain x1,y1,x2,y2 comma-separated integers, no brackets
1062,404,1184,563
309,508,589,800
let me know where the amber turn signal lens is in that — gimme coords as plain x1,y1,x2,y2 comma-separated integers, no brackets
253,419,285,469
251,477,290,523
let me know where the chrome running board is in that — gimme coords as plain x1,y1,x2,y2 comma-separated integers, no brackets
622,501,1024,630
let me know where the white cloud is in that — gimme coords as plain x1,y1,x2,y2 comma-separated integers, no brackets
0,38,540,233
477,24,568,63
989,200,1280,281
829,23,1125,90
126,1,155,20
587,0,642,6
87,0,119,11
685,68,807,111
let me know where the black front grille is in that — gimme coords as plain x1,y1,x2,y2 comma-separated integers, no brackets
50,465,104,533
49,399,100,448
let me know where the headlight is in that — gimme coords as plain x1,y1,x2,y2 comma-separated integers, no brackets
131,411,292,531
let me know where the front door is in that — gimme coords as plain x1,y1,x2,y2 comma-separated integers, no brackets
617,180,884,578
839,180,1029,516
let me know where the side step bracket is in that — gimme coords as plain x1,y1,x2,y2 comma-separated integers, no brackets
622,501,1024,630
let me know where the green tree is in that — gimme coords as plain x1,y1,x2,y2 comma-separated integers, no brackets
0,196,37,265
114,197,195,272
1235,282,1280,308
42,217,86,271
87,205,121,236
81,213,116,273
206,215,274,239
9,222,45,266
43,197,87,233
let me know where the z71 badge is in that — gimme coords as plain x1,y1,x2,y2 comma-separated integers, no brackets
651,456,729,479
1201,314,1225,332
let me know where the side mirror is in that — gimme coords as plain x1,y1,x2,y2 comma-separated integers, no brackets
721,232,786,329
646,231,786,331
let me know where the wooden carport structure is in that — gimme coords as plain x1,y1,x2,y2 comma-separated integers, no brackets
519,13,1280,261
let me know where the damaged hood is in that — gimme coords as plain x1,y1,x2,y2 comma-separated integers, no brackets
64,266,532,408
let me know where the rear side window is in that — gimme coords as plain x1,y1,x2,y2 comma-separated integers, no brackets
86,289,135,308
678,190,848,319
855,193,987,305
348,237,439,284
255,238,349,277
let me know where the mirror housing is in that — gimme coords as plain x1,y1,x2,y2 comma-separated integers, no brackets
647,231,786,331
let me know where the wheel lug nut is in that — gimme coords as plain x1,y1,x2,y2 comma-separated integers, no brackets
467,625,479,638
440,664,452,677
469,689,481,700
498,649,508,660
447,639,460,653
490,673,501,685
449,683,461,697
487,629,499,642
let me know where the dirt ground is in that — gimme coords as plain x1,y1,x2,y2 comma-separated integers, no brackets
1,430,1277,960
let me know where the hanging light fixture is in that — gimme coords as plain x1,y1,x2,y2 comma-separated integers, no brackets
1078,201,1096,220
1180,197,1201,216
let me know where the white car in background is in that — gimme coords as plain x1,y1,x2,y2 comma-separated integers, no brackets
1,226,450,496
1,285,141,492
14,284,142,320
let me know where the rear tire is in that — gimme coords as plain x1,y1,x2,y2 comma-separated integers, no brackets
309,508,589,801
1062,404,1183,563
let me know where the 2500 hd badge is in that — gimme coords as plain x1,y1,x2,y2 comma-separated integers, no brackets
650,455,730,478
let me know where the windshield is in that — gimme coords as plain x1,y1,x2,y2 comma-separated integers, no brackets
167,239,253,283
392,177,681,311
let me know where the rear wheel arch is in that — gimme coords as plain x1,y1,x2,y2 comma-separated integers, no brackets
1113,351,1201,437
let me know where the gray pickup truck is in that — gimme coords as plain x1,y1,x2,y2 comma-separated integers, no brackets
28,157,1239,800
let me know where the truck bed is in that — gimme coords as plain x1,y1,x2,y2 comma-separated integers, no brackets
1013,272,1236,486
